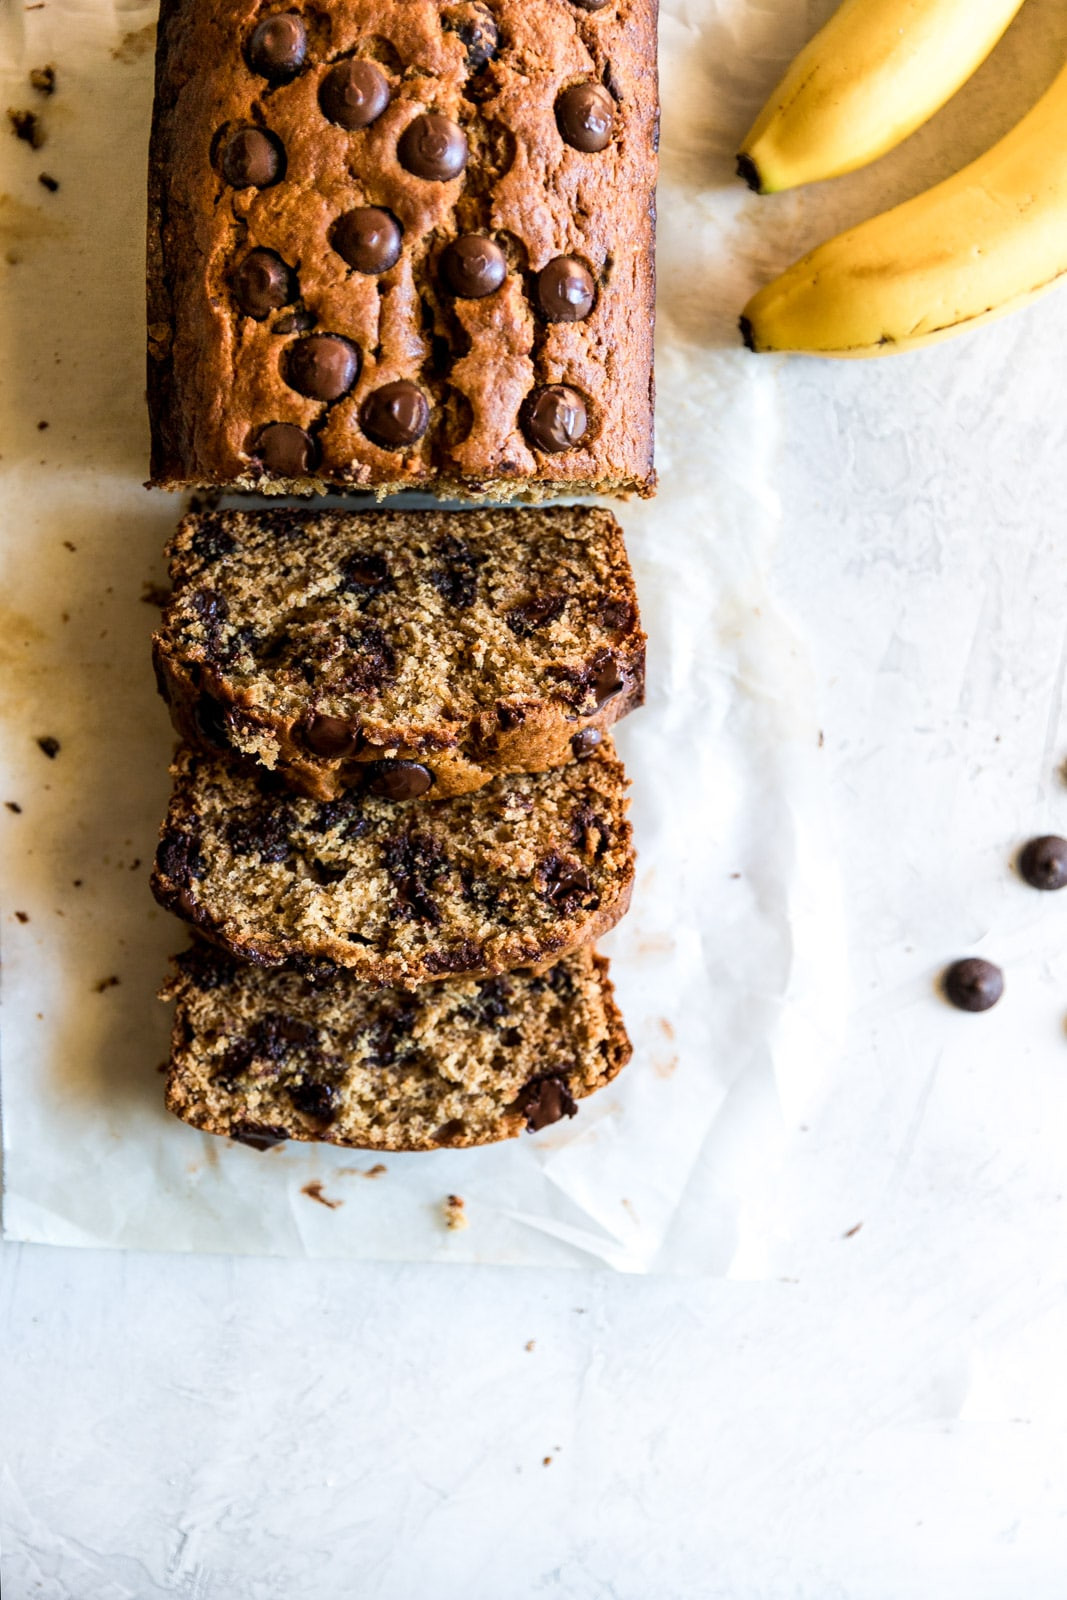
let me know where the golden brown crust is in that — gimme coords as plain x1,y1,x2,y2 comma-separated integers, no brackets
153,504,646,799
146,0,657,497
162,943,632,1149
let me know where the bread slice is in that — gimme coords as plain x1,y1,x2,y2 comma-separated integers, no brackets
154,505,645,800
152,740,634,987
162,942,631,1151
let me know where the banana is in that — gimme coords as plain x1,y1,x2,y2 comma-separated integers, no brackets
738,0,1027,195
741,54,1067,358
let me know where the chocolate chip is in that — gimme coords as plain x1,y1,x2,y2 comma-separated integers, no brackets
522,386,588,453
221,126,285,188
1019,835,1067,891
537,257,596,322
230,1119,289,1150
382,829,447,924
38,172,58,191
430,534,482,608
360,381,430,449
191,517,236,564
331,207,402,274
513,1075,578,1132
423,939,483,975
442,3,499,69
273,309,315,334
537,854,595,912
308,858,349,885
441,235,507,298
364,760,434,801
247,13,307,80
593,653,625,707
193,693,232,750
225,805,294,863
284,333,360,401
338,551,391,595
318,58,391,128
252,422,319,476
232,248,296,318
556,83,614,152
571,727,601,758
942,958,1003,1013
506,593,566,637
157,829,205,886
598,597,635,633
571,0,611,9
289,1079,339,1122
36,735,59,759
302,714,362,759
398,112,468,181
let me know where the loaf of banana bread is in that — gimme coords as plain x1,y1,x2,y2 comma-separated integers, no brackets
162,940,630,1149
152,739,633,985
154,504,645,800
146,0,657,498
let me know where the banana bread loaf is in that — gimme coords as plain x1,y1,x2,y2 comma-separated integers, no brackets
146,0,657,499
162,940,630,1149
152,740,633,985
154,504,645,800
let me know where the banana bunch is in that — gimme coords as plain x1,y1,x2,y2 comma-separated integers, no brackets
738,0,1067,358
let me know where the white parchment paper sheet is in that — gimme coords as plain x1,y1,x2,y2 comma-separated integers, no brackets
0,0,842,1268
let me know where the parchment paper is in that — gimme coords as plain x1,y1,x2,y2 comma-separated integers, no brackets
0,0,845,1269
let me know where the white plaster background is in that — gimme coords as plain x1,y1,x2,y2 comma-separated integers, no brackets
4,0,1067,1593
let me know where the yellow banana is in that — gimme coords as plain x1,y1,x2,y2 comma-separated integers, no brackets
738,0,1027,195
741,54,1067,358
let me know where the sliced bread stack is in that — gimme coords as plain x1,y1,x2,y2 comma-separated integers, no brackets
153,505,644,1150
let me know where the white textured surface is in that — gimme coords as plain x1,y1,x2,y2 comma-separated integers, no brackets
5,0,1067,1593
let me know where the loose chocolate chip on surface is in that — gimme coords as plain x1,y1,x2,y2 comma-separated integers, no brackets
248,13,307,79
331,207,402,274
1019,835,1067,891
943,958,1003,1013
318,58,391,128
232,248,296,318
36,735,60,759
441,234,507,298
284,333,361,401
514,1075,578,1132
364,760,434,801
522,385,588,453
360,381,430,449
571,727,602,758
398,112,468,180
302,714,362,759
221,126,285,188
537,256,596,322
229,1119,290,1150
252,422,318,476
556,83,614,152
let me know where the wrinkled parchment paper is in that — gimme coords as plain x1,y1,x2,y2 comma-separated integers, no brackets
0,0,845,1269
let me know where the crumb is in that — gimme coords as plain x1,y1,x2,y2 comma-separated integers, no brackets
8,109,43,148
729,871,741,880
525,1340,536,1352
658,1017,675,1041
141,581,171,607
337,1162,387,1179
301,1180,342,1210
36,420,49,431
155,1061,168,1074
29,66,55,95
443,1194,468,1231
14,911,29,923
72,878,82,887
817,730,825,748
129,858,141,871
93,975,119,993
60,612,69,623
36,736,59,758
62,540,75,551
542,1456,552,1467
843,1222,863,1239
37,172,58,192
5,801,22,814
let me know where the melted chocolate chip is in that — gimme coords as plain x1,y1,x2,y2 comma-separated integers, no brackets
382,829,447,924
537,854,596,912
252,422,319,476
318,58,390,128
289,1079,340,1122
360,382,430,449
592,653,625,707
221,126,285,188
273,309,315,335
225,805,294,863
190,518,236,564
302,714,362,759
398,112,468,181
537,257,596,322
442,3,499,69
571,727,602,759
230,1119,290,1150
598,597,635,633
942,958,1004,1013
433,1117,468,1144
247,13,307,80
556,83,614,152
157,830,205,887
423,940,482,975
429,534,482,608
193,693,232,750
177,944,236,992
284,333,361,401
522,386,588,453
513,1075,578,1133
338,552,391,595
309,794,367,841
506,593,566,637
1019,835,1067,891
308,857,350,885
232,248,296,319
331,207,403,274
361,998,417,1066
441,235,507,298
363,760,434,801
